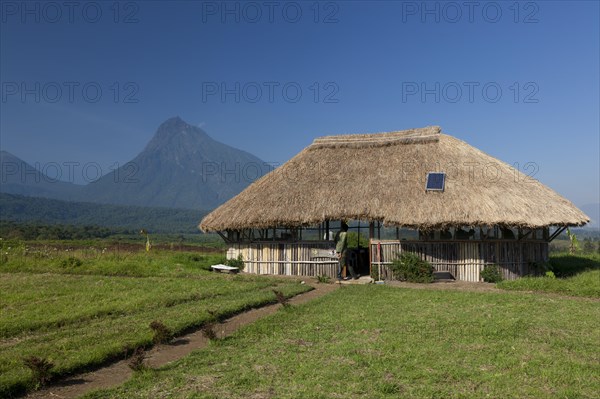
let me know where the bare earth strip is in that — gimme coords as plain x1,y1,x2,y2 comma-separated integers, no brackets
25,282,338,399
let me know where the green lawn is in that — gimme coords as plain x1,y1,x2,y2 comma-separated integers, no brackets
549,253,600,277
84,285,600,399
0,246,310,397
497,254,600,298
0,240,227,277
497,269,600,297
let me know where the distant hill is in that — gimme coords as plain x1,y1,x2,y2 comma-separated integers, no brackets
0,193,207,233
0,117,271,209
0,150,81,200
80,117,271,209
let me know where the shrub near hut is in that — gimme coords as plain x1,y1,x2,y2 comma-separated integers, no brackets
481,264,503,283
390,253,434,283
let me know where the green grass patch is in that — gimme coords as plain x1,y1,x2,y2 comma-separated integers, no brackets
84,286,600,399
0,241,227,277
0,247,310,397
548,253,600,277
497,269,600,298
497,254,600,298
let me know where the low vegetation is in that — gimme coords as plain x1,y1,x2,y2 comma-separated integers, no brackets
127,348,147,372
497,253,600,298
225,254,245,270
272,289,291,308
2,239,598,398
390,252,434,283
149,321,173,345
548,253,600,277
0,193,210,234
21,356,54,388
0,241,310,397
498,269,600,298
480,264,503,283
549,234,600,254
83,285,600,399
0,220,226,249
0,238,225,277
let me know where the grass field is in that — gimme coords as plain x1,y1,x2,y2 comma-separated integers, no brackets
497,253,600,298
2,240,599,398
83,285,600,399
0,243,310,397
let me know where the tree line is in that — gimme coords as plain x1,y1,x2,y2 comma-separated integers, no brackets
0,193,207,234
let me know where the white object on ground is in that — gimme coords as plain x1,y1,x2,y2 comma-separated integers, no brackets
210,264,240,273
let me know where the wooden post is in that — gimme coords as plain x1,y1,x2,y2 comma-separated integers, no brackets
368,222,375,279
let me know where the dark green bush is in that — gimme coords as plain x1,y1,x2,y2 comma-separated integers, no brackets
527,260,551,276
225,254,244,270
481,265,503,283
188,254,203,262
370,267,380,281
390,253,434,283
185,253,212,271
60,256,82,268
545,271,556,279
549,254,600,277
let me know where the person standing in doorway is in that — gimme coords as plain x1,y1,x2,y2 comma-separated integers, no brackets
335,221,358,280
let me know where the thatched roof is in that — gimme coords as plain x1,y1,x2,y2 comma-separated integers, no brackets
199,126,588,231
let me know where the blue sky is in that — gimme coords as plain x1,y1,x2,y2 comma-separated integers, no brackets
1,0,599,207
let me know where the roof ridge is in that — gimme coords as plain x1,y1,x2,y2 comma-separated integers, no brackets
311,126,441,148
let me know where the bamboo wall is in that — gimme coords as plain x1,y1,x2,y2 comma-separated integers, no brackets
227,239,548,282
370,240,549,282
227,241,339,278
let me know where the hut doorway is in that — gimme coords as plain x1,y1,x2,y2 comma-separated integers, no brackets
344,220,371,277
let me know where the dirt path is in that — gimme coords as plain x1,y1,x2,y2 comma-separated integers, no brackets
25,282,338,399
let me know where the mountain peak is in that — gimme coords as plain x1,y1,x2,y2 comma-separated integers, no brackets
158,116,187,131
2,117,269,210
146,117,210,153
88,116,270,209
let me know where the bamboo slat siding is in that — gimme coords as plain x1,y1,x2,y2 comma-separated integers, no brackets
227,241,339,278
370,240,548,282
227,240,548,282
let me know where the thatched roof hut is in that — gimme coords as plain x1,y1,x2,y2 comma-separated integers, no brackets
200,126,588,232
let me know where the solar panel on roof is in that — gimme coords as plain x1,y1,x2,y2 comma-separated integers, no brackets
425,172,445,191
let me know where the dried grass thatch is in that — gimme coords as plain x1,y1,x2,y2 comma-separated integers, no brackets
199,126,588,231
